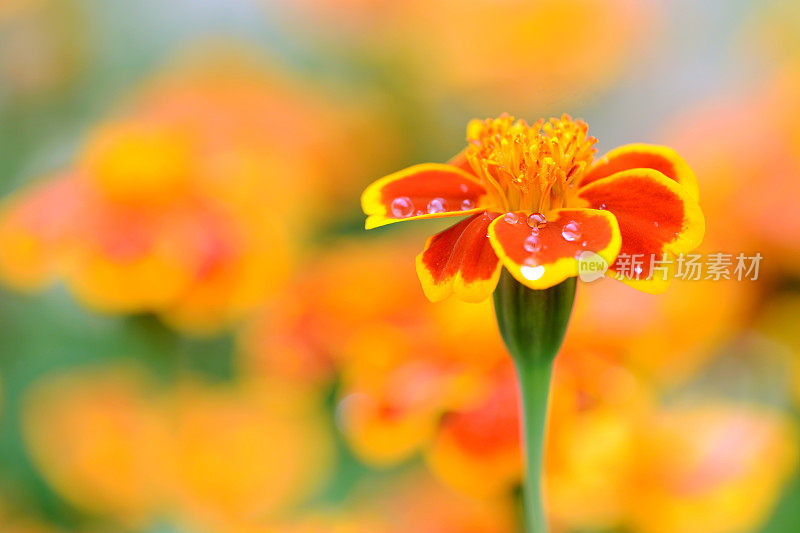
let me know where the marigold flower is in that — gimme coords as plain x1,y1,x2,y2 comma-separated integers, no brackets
361,114,704,301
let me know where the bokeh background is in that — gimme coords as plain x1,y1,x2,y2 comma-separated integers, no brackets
1,0,800,531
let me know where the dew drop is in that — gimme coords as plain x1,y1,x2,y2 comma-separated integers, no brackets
504,212,519,224
461,199,475,210
527,212,547,227
524,234,542,253
653,221,659,228
597,203,607,210
427,197,447,214
391,197,414,218
459,183,469,193
561,221,582,242
521,265,545,281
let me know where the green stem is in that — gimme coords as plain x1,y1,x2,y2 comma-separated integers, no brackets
493,270,577,533
514,356,553,533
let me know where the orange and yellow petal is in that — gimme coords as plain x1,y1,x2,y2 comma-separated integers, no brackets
361,163,489,229
487,208,621,290
578,169,704,293
580,143,699,200
416,212,502,303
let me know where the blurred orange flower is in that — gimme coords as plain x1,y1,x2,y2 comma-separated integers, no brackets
240,240,508,469
168,380,333,532
628,403,798,533
666,69,800,272
0,55,382,333
23,366,333,531
568,276,756,386
281,0,655,110
22,366,166,528
240,237,799,532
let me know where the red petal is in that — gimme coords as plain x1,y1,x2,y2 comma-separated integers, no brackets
487,209,621,290
416,212,501,302
581,143,699,200
579,169,704,293
361,164,489,229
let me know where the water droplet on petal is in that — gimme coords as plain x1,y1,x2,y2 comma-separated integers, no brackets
427,197,447,214
504,212,519,224
524,234,542,253
521,265,545,281
527,212,547,227
561,221,581,242
597,203,607,210
459,183,469,193
391,197,414,218
653,221,659,228
461,199,475,210
416,209,424,216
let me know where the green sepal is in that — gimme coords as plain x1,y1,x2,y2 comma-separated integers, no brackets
492,268,577,365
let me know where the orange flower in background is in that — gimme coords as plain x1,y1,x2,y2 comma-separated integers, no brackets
280,0,654,110
362,114,704,301
239,237,798,531
22,366,333,532
22,366,166,528
628,404,799,533
240,240,509,469
396,0,654,109
427,363,521,499
168,380,333,532
666,69,800,270
567,276,756,386
0,54,382,333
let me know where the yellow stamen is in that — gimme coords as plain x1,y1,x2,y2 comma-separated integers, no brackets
464,114,597,214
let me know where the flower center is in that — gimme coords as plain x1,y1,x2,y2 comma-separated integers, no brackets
464,114,597,214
